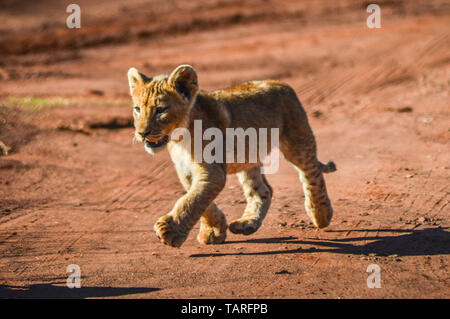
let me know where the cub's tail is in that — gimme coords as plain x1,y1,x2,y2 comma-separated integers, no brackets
320,161,337,173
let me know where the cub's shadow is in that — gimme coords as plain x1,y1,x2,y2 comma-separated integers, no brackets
0,283,159,299
190,227,450,258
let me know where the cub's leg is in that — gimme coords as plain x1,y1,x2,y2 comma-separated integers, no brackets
280,131,335,229
229,166,273,235
172,164,228,245
197,202,228,245
154,163,226,247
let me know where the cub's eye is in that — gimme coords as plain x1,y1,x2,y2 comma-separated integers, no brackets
134,106,141,114
154,107,168,115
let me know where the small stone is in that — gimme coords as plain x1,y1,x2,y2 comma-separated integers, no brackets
89,89,104,96
312,110,323,118
417,217,427,223
422,116,432,123
275,270,292,275
360,212,369,216
397,106,413,113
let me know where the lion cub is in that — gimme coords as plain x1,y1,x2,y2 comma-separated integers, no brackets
128,64,336,247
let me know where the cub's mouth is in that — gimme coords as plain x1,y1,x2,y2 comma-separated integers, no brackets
145,135,169,149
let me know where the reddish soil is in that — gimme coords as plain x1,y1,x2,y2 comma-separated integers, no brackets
0,0,449,298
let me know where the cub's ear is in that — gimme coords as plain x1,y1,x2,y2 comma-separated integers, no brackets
127,67,146,94
168,65,198,101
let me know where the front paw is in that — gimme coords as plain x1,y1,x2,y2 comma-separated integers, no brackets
153,215,188,247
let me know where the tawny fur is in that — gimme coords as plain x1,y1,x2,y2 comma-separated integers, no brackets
128,65,336,247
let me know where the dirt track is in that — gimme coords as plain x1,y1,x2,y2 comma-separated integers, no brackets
0,0,449,298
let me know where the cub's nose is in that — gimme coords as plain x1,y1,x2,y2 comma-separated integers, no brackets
138,130,151,139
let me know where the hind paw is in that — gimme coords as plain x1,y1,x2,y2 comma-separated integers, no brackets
197,222,227,245
229,218,260,235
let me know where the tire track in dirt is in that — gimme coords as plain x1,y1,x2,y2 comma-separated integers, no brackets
102,175,154,211
97,159,173,212
16,160,175,277
302,31,449,107
300,35,412,105
358,32,449,94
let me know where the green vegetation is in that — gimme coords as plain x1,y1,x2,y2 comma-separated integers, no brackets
1,96,130,112
5,96,71,111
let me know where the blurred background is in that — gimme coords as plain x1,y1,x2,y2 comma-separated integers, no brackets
0,0,448,96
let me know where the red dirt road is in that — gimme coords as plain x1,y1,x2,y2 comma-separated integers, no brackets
0,0,449,298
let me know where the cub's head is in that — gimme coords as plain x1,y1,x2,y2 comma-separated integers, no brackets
127,64,198,154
